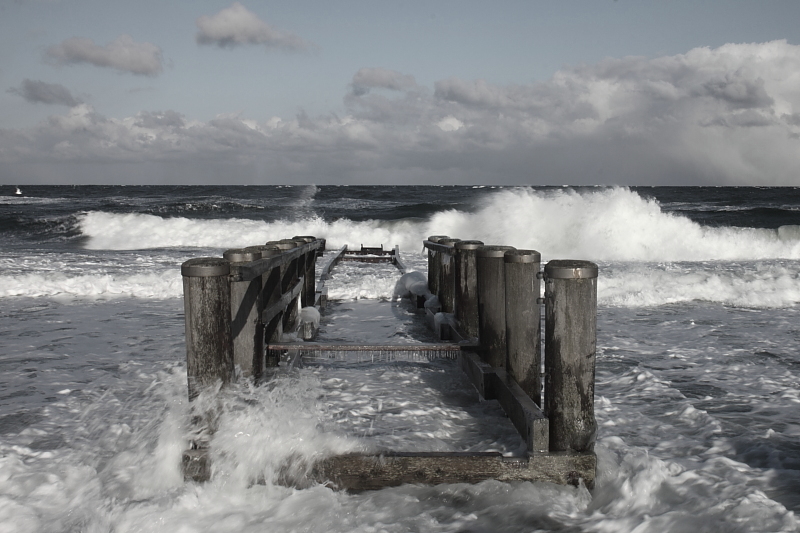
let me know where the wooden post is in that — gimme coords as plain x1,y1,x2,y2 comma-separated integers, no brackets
426,235,448,298
544,260,598,453
287,239,310,330
181,258,233,399
454,240,483,339
223,248,263,379
504,249,542,405
274,241,300,335
438,238,461,313
258,246,288,368
476,245,515,368
294,236,317,307
243,244,281,374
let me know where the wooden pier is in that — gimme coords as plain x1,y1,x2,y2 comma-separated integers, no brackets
180,236,598,490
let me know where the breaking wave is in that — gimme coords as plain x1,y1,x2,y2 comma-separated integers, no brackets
77,188,800,261
0,271,182,299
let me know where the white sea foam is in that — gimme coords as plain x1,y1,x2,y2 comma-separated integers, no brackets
4,187,795,307
0,300,796,532
600,261,800,308
0,271,182,299
393,271,430,300
323,260,409,301
207,374,364,487
0,276,798,531
427,187,800,261
78,188,800,261
8,261,794,308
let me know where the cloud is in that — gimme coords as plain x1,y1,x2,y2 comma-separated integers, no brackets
437,116,464,132
196,2,311,51
8,79,81,106
4,41,800,185
45,35,163,76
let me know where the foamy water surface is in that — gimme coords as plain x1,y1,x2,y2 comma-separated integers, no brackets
1,186,799,532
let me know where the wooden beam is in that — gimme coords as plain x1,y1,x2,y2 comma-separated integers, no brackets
458,351,495,400
319,245,347,282
392,245,410,274
457,352,549,453
314,286,328,309
183,449,210,482
312,451,595,491
492,368,549,454
183,449,595,489
340,256,395,263
262,276,304,325
266,342,462,353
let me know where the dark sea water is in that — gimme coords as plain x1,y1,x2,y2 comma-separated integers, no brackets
1,185,799,532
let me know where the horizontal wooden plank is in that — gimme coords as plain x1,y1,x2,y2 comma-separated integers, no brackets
266,342,462,353
340,256,395,263
183,449,596,490
313,451,596,490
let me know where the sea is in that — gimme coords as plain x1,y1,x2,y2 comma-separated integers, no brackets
1,184,799,532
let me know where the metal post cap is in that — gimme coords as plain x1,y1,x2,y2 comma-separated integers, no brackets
292,235,316,242
181,257,230,277
454,240,484,251
428,235,449,243
273,242,298,250
439,238,461,246
544,260,598,279
223,248,262,262
477,245,516,258
504,249,541,263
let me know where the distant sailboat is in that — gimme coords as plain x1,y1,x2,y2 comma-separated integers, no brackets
15,187,22,196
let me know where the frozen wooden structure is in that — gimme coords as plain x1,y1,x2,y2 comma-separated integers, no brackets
181,235,598,490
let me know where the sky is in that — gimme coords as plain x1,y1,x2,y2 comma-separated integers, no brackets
2,1,800,186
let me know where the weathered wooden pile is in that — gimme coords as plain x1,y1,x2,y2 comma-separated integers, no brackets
180,235,599,490
181,236,324,398
422,237,598,466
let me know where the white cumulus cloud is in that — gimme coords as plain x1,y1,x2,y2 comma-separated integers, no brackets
437,116,464,132
196,2,311,51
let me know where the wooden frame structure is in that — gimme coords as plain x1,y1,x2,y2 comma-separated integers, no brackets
180,236,598,490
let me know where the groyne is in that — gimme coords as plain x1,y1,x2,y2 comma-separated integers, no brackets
180,235,598,490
